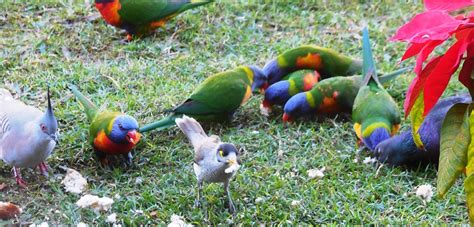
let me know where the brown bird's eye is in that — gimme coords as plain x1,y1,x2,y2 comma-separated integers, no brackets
219,150,224,156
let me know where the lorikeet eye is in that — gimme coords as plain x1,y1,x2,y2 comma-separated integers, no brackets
118,123,124,130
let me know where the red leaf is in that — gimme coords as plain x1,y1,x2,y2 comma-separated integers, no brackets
414,40,444,75
459,43,474,89
391,11,466,43
404,56,442,116
424,0,474,12
424,37,471,115
401,42,428,61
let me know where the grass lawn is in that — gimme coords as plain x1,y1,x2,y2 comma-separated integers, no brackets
0,0,469,225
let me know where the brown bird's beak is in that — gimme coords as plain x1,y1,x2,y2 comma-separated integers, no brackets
126,130,141,145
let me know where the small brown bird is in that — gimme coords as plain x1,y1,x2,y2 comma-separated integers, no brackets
175,115,240,214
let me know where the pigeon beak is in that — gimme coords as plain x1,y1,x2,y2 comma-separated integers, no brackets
126,130,141,145
51,134,59,144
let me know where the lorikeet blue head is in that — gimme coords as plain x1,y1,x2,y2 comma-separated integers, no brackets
283,92,313,123
249,66,268,93
374,131,418,166
109,115,141,145
262,81,291,108
362,127,390,151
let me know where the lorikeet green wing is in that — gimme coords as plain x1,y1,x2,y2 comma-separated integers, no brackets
282,67,409,123
69,85,141,166
262,45,363,87
261,70,320,114
140,66,267,133
95,0,212,39
352,28,401,151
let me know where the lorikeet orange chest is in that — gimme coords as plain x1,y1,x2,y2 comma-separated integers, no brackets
95,0,212,39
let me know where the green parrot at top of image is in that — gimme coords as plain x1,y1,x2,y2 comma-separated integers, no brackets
95,0,213,40
69,85,141,166
139,65,267,133
261,45,363,90
352,28,401,152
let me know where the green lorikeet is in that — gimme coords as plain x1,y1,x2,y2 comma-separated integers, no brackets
95,0,213,40
352,28,401,151
282,68,408,123
261,45,363,90
139,65,267,133
69,85,141,166
261,69,320,115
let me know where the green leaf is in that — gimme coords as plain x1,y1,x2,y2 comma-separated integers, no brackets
410,92,425,149
466,109,474,176
437,103,470,198
465,175,474,225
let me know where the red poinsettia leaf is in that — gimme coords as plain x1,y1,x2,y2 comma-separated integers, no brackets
459,43,474,90
401,42,428,61
456,27,474,40
414,40,445,75
404,56,442,116
424,0,474,12
391,11,466,43
424,37,471,115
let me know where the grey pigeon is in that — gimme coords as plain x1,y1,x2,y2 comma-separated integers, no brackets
175,115,241,214
0,87,58,187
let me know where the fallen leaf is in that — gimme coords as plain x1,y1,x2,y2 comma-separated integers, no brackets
0,202,21,220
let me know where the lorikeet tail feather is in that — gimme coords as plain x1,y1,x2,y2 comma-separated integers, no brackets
378,67,411,84
361,27,379,87
68,84,98,121
139,115,177,133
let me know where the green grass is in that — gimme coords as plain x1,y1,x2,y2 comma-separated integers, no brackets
0,0,469,225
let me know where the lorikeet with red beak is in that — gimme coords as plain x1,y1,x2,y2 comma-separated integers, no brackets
95,0,213,40
282,68,408,123
139,66,267,133
375,95,471,167
261,69,320,115
352,28,401,151
69,85,141,166
261,45,362,89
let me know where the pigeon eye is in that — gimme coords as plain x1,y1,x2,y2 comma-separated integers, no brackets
40,124,47,131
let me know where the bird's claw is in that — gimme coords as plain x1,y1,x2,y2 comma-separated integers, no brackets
15,177,27,188
38,162,49,177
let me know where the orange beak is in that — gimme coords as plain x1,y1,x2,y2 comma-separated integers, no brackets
262,99,272,108
282,113,293,124
126,130,141,145
259,82,269,94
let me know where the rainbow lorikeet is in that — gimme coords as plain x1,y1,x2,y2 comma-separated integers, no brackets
69,85,141,166
282,68,408,123
352,28,401,151
375,95,471,167
261,45,362,90
260,69,320,115
139,66,267,133
95,0,213,40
